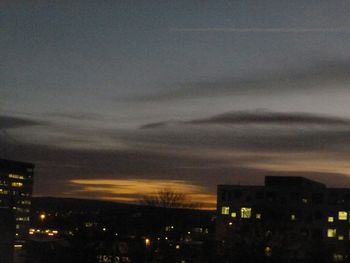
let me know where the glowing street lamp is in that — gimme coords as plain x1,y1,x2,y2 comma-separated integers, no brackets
145,238,151,247
39,213,46,221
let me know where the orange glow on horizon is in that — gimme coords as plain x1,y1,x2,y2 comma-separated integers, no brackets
68,178,216,210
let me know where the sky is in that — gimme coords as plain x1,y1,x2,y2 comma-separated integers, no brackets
1,0,350,209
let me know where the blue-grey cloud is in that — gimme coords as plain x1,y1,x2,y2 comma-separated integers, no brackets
141,111,350,129
127,62,350,102
0,115,46,129
172,27,350,33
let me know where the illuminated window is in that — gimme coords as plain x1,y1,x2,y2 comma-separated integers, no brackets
327,229,336,238
8,174,24,180
256,213,261,219
302,198,308,203
228,222,233,226
333,254,344,262
16,224,20,229
11,182,23,187
338,235,344,240
221,206,230,215
291,214,296,221
338,211,347,221
241,207,252,218
0,189,8,195
328,216,334,222
16,217,30,222
19,200,31,205
231,212,237,218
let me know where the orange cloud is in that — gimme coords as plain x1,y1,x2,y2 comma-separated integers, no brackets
68,178,216,210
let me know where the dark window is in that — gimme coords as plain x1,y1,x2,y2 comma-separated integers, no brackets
290,192,299,202
313,211,323,220
311,228,322,240
266,191,276,202
312,193,324,204
234,190,242,199
256,191,264,200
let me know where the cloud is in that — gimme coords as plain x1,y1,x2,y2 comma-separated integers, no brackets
68,179,216,209
2,110,350,207
171,27,350,33
47,112,103,121
0,115,46,129
125,62,350,102
141,111,350,128
132,111,350,159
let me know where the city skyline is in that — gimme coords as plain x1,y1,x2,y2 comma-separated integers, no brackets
2,0,350,209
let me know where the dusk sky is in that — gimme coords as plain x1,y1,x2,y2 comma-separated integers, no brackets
2,0,350,209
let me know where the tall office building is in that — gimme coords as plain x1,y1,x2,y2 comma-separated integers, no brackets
0,159,34,262
217,176,350,262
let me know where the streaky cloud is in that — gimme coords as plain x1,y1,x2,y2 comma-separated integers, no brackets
189,111,350,126
0,115,47,129
140,111,350,129
171,27,350,33
124,62,350,103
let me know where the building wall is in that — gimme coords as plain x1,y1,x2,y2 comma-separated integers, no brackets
216,176,350,262
0,159,34,263
0,208,15,263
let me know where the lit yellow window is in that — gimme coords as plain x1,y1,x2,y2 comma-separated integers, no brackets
8,174,24,180
338,211,347,221
231,212,237,218
338,235,344,240
11,182,23,187
327,229,336,238
241,207,252,218
328,216,334,222
333,254,344,262
0,189,8,195
291,214,296,221
256,213,261,219
221,206,230,215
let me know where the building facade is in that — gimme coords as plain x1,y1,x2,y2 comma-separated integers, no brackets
0,159,34,262
216,176,350,262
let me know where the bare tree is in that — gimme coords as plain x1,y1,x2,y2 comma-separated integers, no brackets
141,188,201,209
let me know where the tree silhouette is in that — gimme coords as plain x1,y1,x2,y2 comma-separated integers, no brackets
141,188,201,209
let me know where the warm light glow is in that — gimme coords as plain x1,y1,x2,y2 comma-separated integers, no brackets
338,211,347,220
338,235,344,240
221,206,230,215
9,174,24,180
265,246,272,257
145,238,151,247
333,254,344,262
69,179,216,210
291,214,296,221
256,213,261,219
328,229,336,238
328,216,334,222
241,207,252,218
231,212,237,218
40,213,46,220
11,182,23,187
